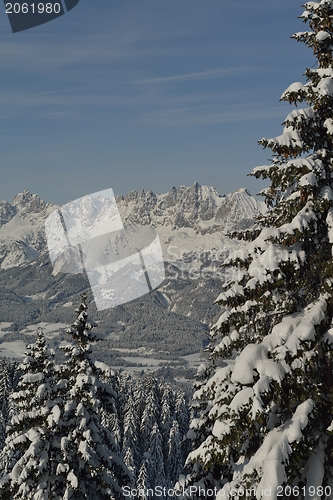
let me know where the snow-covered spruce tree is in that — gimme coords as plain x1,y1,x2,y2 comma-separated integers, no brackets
160,384,174,461
0,330,66,500
167,420,182,488
122,389,140,475
0,359,15,454
149,422,166,491
137,455,151,500
140,389,158,454
185,2,333,498
59,293,131,500
175,391,190,463
96,363,123,458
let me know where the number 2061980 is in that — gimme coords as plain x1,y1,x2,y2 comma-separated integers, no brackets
5,3,61,14
277,486,332,497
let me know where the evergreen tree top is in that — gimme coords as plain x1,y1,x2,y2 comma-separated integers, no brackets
64,293,102,350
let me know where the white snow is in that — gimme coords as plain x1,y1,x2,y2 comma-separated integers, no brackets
326,208,333,250
0,322,12,339
299,172,318,186
22,373,43,383
0,340,26,358
274,297,327,358
231,345,267,385
246,399,314,500
212,419,231,438
22,322,68,337
280,81,306,100
320,185,333,200
316,77,333,97
94,360,115,375
284,107,314,123
266,126,304,149
229,387,253,413
217,400,315,500
67,471,78,489
316,30,330,41
47,405,61,427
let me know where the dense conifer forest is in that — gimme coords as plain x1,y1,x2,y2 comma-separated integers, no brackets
0,296,190,499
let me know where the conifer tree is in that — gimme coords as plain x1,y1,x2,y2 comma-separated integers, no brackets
160,384,174,461
134,378,147,421
185,1,333,497
106,410,122,453
0,359,13,453
140,390,158,455
149,422,166,491
167,420,181,488
0,415,6,459
174,392,190,463
123,447,137,489
136,455,151,500
96,363,123,459
0,330,65,500
59,293,130,500
0,359,20,452
122,390,140,471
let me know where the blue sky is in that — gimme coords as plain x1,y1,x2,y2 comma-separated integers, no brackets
0,0,313,205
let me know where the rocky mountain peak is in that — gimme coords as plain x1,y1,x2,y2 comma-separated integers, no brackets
0,201,16,226
12,190,48,216
117,182,264,233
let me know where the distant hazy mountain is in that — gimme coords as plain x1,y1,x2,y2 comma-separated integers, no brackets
117,183,263,234
0,184,265,367
0,184,264,270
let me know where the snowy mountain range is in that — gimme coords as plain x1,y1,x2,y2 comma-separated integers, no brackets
0,184,265,375
0,183,264,271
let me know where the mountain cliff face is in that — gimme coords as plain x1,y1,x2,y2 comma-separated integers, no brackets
0,191,55,269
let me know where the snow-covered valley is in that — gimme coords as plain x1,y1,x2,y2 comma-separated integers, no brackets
0,183,264,382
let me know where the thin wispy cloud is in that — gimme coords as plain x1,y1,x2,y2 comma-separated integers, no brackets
44,112,71,116
134,66,256,84
141,105,288,126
